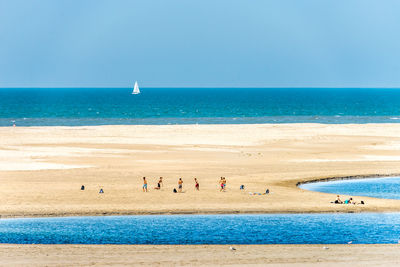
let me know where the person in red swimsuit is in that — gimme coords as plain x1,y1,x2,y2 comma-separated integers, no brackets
219,177,225,192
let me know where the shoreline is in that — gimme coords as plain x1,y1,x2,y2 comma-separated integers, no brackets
295,173,400,186
3,121,400,127
3,210,400,219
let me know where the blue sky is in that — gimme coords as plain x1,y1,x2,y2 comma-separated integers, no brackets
1,0,400,87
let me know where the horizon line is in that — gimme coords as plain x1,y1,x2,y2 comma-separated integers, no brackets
2,86,400,89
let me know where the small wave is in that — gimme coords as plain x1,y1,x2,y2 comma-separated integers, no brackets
390,117,400,120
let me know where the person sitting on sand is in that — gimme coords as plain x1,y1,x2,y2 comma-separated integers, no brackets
178,178,183,192
344,197,354,204
335,195,343,204
194,178,199,190
154,177,163,190
143,177,148,192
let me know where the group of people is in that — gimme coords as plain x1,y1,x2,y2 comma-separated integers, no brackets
142,177,201,193
334,195,365,205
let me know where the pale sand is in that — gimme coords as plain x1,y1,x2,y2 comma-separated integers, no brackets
2,124,400,266
1,124,400,217
0,244,399,266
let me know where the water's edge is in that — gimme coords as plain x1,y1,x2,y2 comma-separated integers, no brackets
296,173,400,187
0,209,388,220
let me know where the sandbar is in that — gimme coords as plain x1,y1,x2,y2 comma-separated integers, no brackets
1,123,400,217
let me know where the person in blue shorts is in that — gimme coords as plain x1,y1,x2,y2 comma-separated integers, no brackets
142,177,148,192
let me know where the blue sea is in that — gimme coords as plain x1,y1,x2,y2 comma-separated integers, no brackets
2,88,400,126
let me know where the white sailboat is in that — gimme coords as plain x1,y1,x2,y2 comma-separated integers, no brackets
132,81,140,94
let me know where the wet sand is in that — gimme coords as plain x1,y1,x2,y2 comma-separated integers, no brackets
1,124,400,217
0,244,399,266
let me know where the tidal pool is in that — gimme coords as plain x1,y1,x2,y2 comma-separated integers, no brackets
299,177,400,200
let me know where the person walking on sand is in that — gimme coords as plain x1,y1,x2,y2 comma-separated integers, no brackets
142,177,148,192
178,178,183,192
194,178,199,191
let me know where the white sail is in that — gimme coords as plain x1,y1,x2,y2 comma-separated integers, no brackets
132,81,140,94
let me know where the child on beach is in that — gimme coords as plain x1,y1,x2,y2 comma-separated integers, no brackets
194,178,199,190
142,177,148,192
178,178,183,192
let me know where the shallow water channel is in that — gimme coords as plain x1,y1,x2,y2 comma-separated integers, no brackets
0,213,399,244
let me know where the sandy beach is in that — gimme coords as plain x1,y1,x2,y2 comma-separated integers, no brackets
0,244,399,266
1,123,400,217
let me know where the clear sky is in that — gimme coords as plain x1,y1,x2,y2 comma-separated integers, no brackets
1,0,400,88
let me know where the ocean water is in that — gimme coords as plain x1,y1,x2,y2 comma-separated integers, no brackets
2,88,400,126
300,177,400,200
0,213,399,244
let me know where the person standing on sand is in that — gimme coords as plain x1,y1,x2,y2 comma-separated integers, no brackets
194,178,199,190
219,177,225,192
178,178,183,192
143,177,148,192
